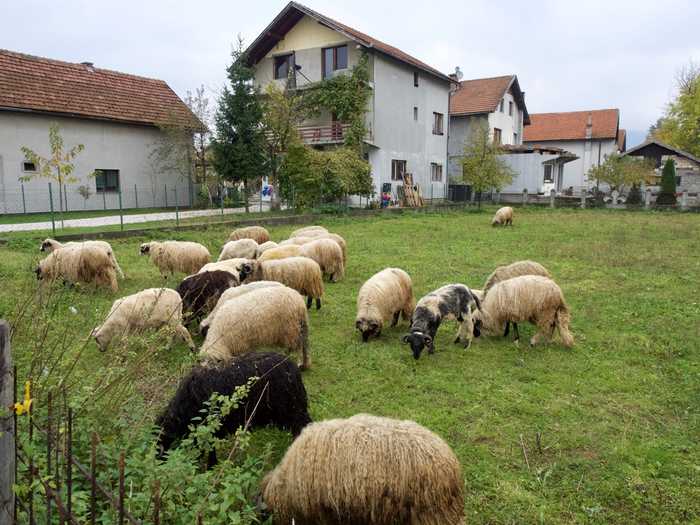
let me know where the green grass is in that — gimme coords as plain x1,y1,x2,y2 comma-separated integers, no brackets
2,207,699,523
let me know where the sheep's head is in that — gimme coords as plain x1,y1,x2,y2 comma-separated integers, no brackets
239,261,255,282
40,238,58,252
139,243,151,256
402,331,432,360
91,327,108,352
355,318,381,342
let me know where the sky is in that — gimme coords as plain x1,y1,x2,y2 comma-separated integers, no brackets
3,0,700,147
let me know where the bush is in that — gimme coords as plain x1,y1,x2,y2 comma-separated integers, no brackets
626,184,643,207
656,158,677,205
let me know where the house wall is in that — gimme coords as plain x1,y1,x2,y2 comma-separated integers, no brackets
487,89,523,146
447,114,488,181
0,111,190,214
499,152,562,193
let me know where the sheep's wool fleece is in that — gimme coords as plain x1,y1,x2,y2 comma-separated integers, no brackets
483,260,551,294
218,239,258,261
229,226,270,243
200,281,285,331
357,268,414,323
261,414,464,525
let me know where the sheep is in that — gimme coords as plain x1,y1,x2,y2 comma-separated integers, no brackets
197,258,248,277
472,275,574,348
256,241,279,257
91,288,194,351
35,245,118,292
259,239,344,282
40,238,125,279
199,281,284,336
258,244,302,262
240,257,324,310
199,286,311,370
218,238,258,261
260,413,464,525
228,226,270,244
156,352,311,466
281,233,347,264
402,284,481,360
175,270,239,323
355,268,415,342
139,241,210,278
290,225,328,237
491,206,514,226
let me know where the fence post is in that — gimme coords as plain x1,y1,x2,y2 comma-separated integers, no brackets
21,184,26,214
581,191,587,209
174,186,180,228
681,190,688,211
0,321,14,525
134,184,138,209
220,185,224,216
48,183,56,236
118,188,124,231
102,186,107,211
550,189,556,208
522,188,528,207
164,184,168,208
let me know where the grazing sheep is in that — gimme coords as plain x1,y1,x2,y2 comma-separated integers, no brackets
40,238,125,279
35,245,118,292
218,238,259,261
260,414,464,525
229,226,270,244
290,225,328,237
175,270,239,323
156,352,311,465
91,288,193,351
402,284,481,360
199,281,284,336
355,268,415,342
299,238,344,282
240,257,324,310
199,286,311,369
256,241,279,258
258,244,302,262
491,206,514,226
281,233,347,264
197,258,248,277
139,241,210,278
473,275,574,348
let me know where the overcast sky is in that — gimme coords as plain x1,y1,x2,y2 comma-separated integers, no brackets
4,0,700,147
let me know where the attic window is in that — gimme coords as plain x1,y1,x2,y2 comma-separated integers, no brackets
274,54,293,80
509,101,514,116
414,72,419,87
22,161,37,172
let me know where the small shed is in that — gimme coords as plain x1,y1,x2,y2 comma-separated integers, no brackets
498,144,578,195
623,139,700,194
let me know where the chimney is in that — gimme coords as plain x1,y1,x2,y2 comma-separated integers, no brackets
81,61,95,72
585,113,593,139
449,66,463,92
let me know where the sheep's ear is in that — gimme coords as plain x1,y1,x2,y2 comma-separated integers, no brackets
423,334,432,344
402,334,411,343
355,319,362,329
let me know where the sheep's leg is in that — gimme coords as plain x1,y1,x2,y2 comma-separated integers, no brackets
512,323,520,345
391,311,400,327
504,322,510,337
298,319,311,370
315,297,321,310
306,296,312,309
457,317,474,349
531,316,555,347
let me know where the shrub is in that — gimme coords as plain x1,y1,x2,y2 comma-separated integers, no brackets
656,158,677,205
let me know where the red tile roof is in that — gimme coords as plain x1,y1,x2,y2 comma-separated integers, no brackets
449,75,513,115
0,49,199,128
524,109,619,142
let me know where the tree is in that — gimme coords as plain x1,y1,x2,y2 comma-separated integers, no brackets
20,123,90,226
654,61,700,157
458,125,515,208
185,86,213,205
586,154,655,194
656,158,677,205
211,37,267,213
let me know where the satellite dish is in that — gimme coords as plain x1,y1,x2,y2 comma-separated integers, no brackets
454,66,463,81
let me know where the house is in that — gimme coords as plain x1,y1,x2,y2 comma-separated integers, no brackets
0,49,198,214
498,144,578,196
448,74,530,181
246,1,453,203
623,138,700,195
523,108,626,193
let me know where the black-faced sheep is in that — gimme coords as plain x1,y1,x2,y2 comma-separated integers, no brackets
260,414,464,525
256,241,279,257
290,225,328,237
355,268,415,342
91,288,194,351
491,206,514,226
199,281,284,336
218,238,258,261
156,352,311,465
40,238,124,279
402,284,481,360
473,275,574,347
240,257,324,310
199,286,311,369
228,226,270,244
36,245,118,292
139,241,210,277
175,270,239,324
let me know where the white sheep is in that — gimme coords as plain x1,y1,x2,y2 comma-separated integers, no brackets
299,238,345,282
199,281,284,334
281,232,347,264
228,226,270,244
139,241,210,278
240,257,324,310
91,288,194,351
256,241,279,258
258,244,302,262
35,244,118,292
491,206,514,226
356,268,415,342
218,238,258,261
483,260,552,295
290,225,328,237
40,238,125,279
199,286,310,369
197,258,248,279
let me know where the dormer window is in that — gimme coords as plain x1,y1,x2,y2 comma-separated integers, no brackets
322,45,348,79
274,54,293,80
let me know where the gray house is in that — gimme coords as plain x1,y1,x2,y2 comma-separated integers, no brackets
246,2,453,203
0,49,198,214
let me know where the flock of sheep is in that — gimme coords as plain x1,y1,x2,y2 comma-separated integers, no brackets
32,206,574,524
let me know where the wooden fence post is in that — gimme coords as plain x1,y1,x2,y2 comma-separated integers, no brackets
522,189,528,207
0,320,15,524
681,190,688,211
580,191,586,209
550,189,556,208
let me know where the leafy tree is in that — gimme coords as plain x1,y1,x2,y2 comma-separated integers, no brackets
20,123,90,226
586,154,655,193
458,125,515,208
654,61,700,157
185,86,214,205
656,158,677,205
211,37,267,213
149,116,196,205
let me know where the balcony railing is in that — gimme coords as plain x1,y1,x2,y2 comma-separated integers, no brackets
297,124,350,144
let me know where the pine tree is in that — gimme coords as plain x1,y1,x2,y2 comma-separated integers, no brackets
656,158,677,205
211,37,266,213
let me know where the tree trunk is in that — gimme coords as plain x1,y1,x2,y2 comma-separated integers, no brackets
243,179,249,213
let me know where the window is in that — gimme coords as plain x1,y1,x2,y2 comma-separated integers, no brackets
391,159,407,181
22,161,37,172
414,72,419,87
543,165,553,183
322,45,348,78
509,101,513,116
413,106,418,121
513,132,518,144
432,112,444,135
95,169,120,193
499,99,504,112
493,128,502,144
430,163,443,182
273,54,293,80
676,175,682,186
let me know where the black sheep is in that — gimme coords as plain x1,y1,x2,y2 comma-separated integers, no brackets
155,352,312,464
175,270,238,324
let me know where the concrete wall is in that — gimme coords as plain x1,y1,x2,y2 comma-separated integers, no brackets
0,112,190,214
487,89,523,146
447,114,488,181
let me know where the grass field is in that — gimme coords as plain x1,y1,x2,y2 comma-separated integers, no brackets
2,207,699,524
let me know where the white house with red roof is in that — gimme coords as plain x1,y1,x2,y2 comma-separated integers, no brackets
246,2,452,202
0,49,199,214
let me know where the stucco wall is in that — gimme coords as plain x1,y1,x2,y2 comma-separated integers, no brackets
447,114,488,181
0,112,190,214
499,152,562,193
487,89,523,146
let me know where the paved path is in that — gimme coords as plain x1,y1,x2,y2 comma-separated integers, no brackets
0,204,271,233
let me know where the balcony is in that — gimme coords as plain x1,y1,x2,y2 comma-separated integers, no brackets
298,123,350,145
